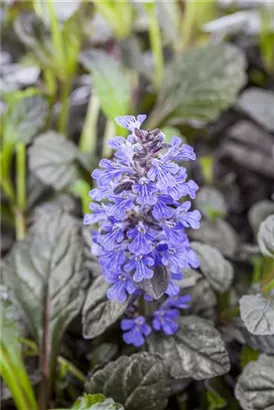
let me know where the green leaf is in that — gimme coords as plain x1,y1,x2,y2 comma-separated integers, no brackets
241,346,260,368
239,294,274,336
4,208,86,387
147,316,230,380
71,393,124,409
205,377,229,410
82,276,128,339
237,88,274,132
54,393,123,410
2,91,48,144
148,43,246,128
0,296,38,410
207,390,226,410
257,215,274,257
192,242,234,292
85,352,171,410
79,50,132,120
29,131,81,190
235,354,274,410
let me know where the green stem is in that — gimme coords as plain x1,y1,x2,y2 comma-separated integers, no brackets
47,0,64,65
199,156,214,185
95,1,116,26
39,289,50,410
95,1,130,39
79,94,100,154
0,346,37,410
15,209,26,241
1,142,16,202
147,2,164,91
15,143,26,240
114,0,132,38
58,79,73,135
252,256,262,284
33,0,44,18
21,337,39,356
179,0,216,52
219,306,240,322
44,69,57,96
16,143,26,210
262,278,274,294
70,179,90,215
57,356,86,384
20,338,85,384
103,119,116,158
179,0,197,51
259,6,274,72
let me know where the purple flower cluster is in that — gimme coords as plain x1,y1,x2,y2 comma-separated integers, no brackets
84,115,201,346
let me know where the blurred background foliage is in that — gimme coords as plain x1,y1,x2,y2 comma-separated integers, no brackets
1,0,273,237
1,1,274,410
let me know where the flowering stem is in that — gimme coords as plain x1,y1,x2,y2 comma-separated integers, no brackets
15,142,26,240
146,2,164,91
102,119,116,158
16,143,26,210
58,78,73,135
44,69,56,96
79,94,100,154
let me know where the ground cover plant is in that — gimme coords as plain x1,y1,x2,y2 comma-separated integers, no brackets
1,1,274,410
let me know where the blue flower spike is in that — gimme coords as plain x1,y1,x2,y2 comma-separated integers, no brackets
84,115,201,347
